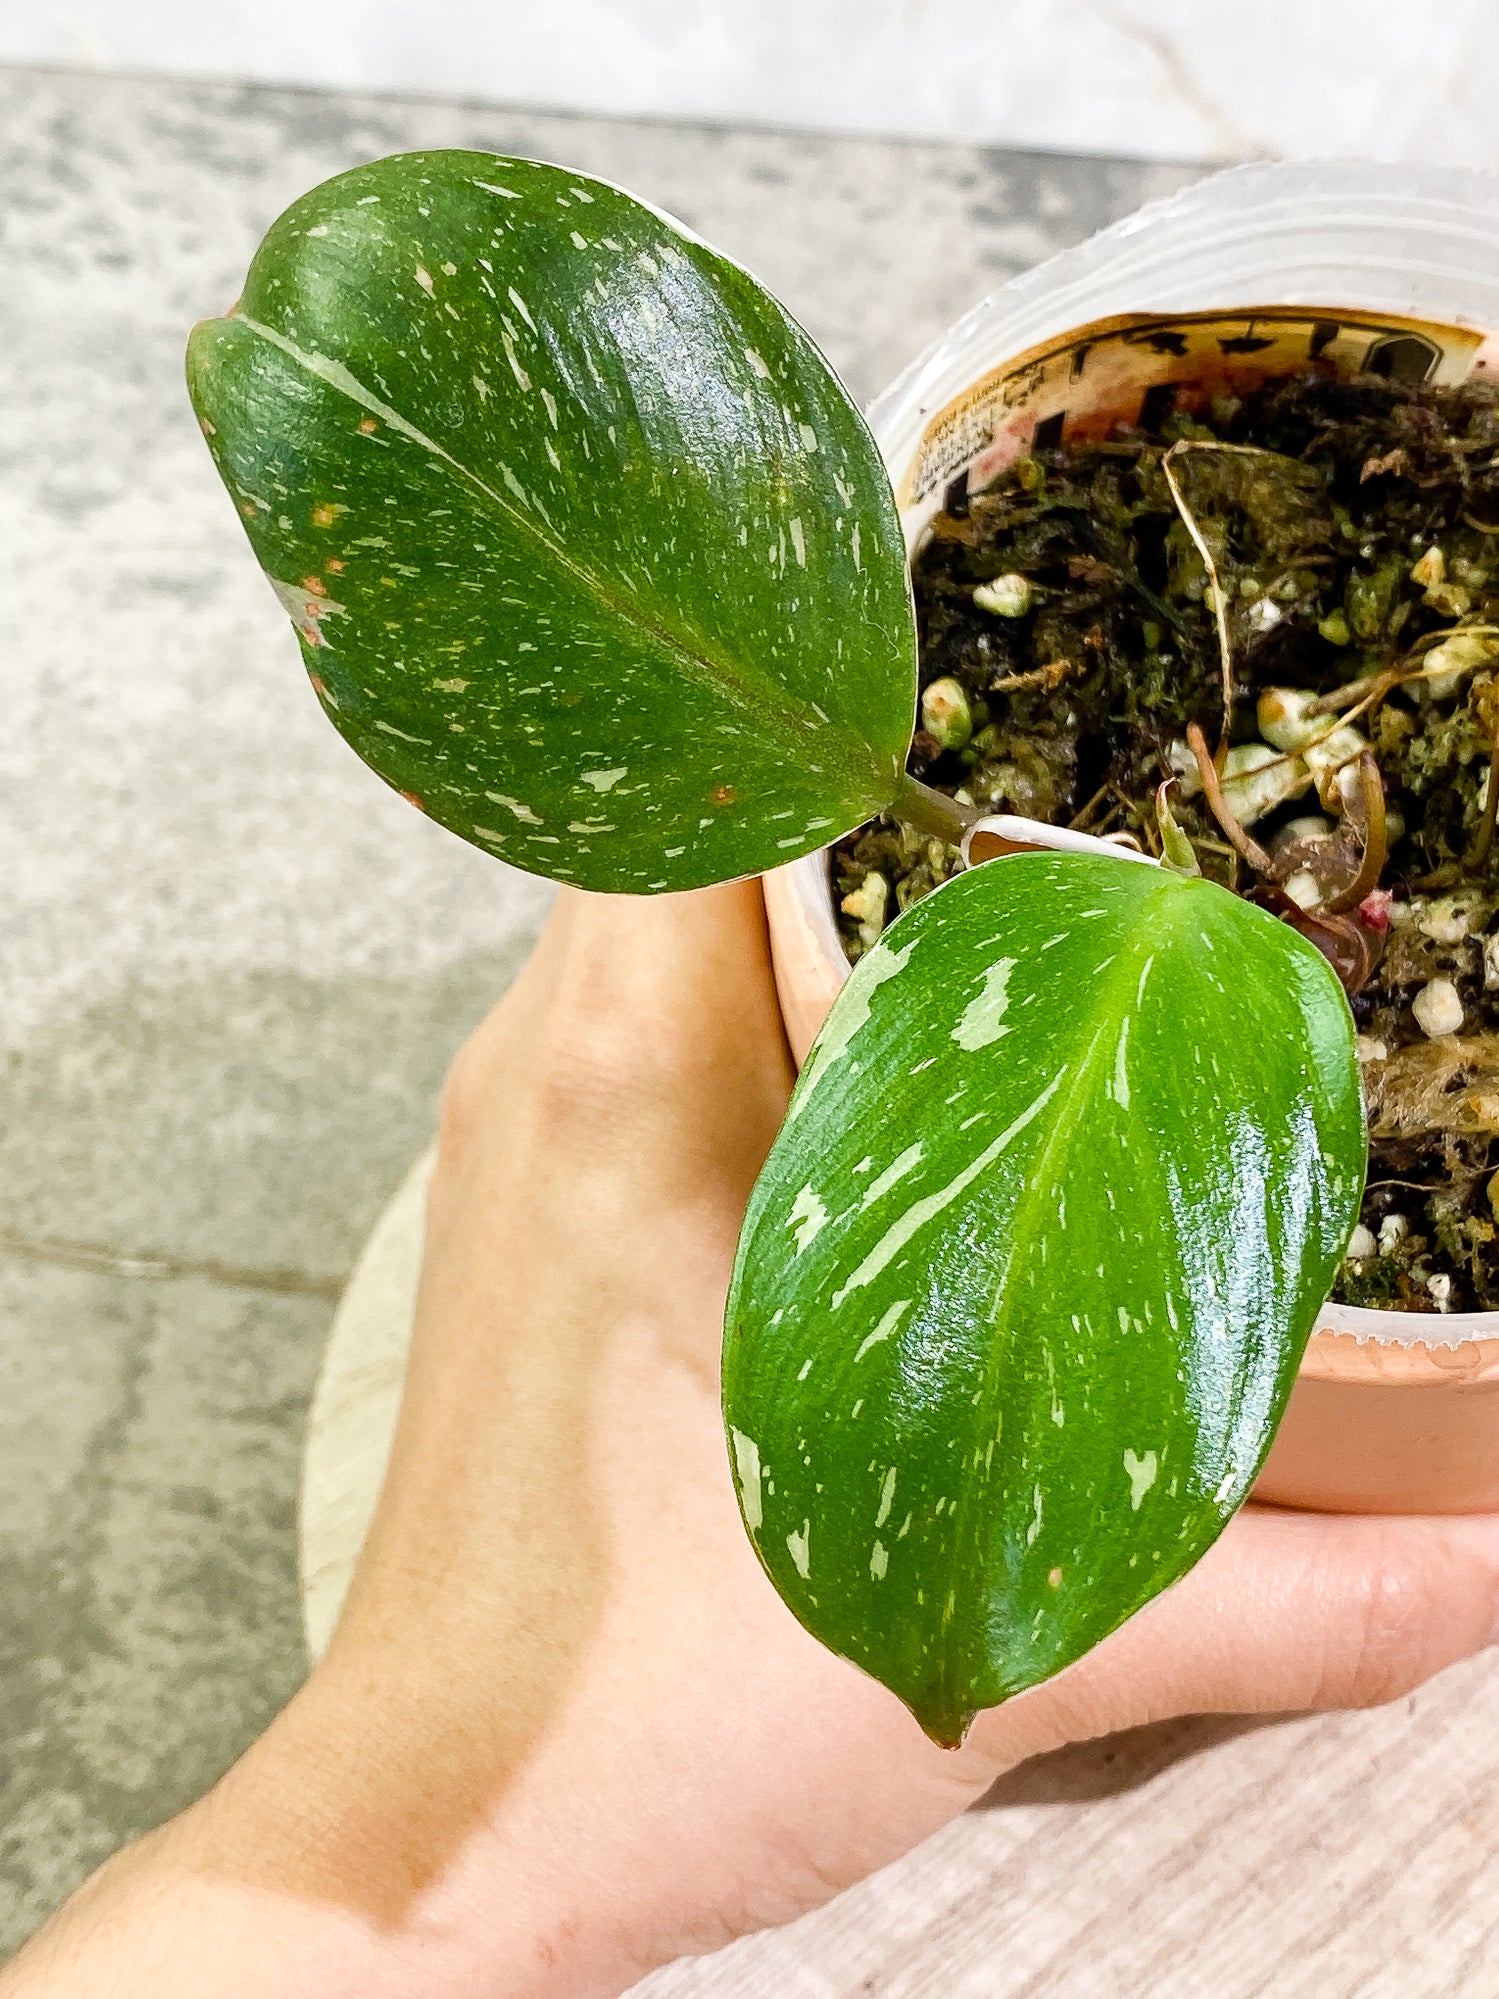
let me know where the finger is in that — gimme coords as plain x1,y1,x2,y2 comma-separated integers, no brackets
488,878,790,1080
441,879,794,1230
535,881,794,1129
558,878,788,1041
978,1507,1499,1759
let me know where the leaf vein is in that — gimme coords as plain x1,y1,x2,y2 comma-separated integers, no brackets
233,311,861,769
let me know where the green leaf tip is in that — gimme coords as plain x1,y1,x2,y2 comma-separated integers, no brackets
722,852,1365,1739
186,149,917,893
1155,778,1202,877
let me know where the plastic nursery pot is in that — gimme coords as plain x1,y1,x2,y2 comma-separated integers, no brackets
763,161,1499,1517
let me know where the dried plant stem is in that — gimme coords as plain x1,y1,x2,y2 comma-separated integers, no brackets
989,657,1080,696
1159,442,1284,751
1325,754,1389,913
1185,720,1274,875
1416,619,1499,647
1254,625,1499,788
1164,443,1287,462
1307,623,1497,722
1161,441,1237,751
1409,862,1463,892
1068,779,1114,830
1307,666,1398,717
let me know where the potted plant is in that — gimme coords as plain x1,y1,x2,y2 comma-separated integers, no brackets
767,160,1499,1524
191,150,1464,1749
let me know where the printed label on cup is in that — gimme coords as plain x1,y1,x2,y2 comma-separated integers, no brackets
899,306,1494,521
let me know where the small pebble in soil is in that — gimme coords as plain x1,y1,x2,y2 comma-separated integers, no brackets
1417,892,1479,944
1413,977,1464,1038
840,870,888,952
920,677,973,750
972,572,1032,618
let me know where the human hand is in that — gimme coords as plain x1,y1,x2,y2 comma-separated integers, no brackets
10,882,1499,1998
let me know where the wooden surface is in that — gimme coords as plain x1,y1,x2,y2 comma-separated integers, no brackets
301,1155,1499,1996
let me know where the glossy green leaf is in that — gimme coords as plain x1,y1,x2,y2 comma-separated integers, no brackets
186,150,915,891
722,853,1364,1745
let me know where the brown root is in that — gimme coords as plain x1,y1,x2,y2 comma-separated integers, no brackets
1325,753,1389,913
1185,720,1275,875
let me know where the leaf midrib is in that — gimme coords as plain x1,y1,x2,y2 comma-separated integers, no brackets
233,311,893,792
941,864,1188,1690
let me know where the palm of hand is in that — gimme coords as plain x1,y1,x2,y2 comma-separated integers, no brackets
251,883,1499,1994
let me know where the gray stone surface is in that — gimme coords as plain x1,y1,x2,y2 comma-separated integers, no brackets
0,58,1195,1955
0,1261,324,1943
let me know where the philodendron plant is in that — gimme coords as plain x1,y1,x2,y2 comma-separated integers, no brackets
189,150,1366,1747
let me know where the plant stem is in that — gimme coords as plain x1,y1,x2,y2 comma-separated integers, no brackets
1325,754,1389,914
1185,721,1275,876
890,772,982,848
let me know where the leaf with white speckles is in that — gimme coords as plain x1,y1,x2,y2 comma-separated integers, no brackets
186,151,914,891
722,854,1365,1744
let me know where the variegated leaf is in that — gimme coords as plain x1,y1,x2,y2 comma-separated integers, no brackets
186,150,915,891
722,853,1365,1745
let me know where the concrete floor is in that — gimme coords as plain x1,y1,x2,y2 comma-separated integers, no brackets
0,61,1194,1951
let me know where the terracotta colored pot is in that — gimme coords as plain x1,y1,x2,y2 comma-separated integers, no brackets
761,163,1499,1517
